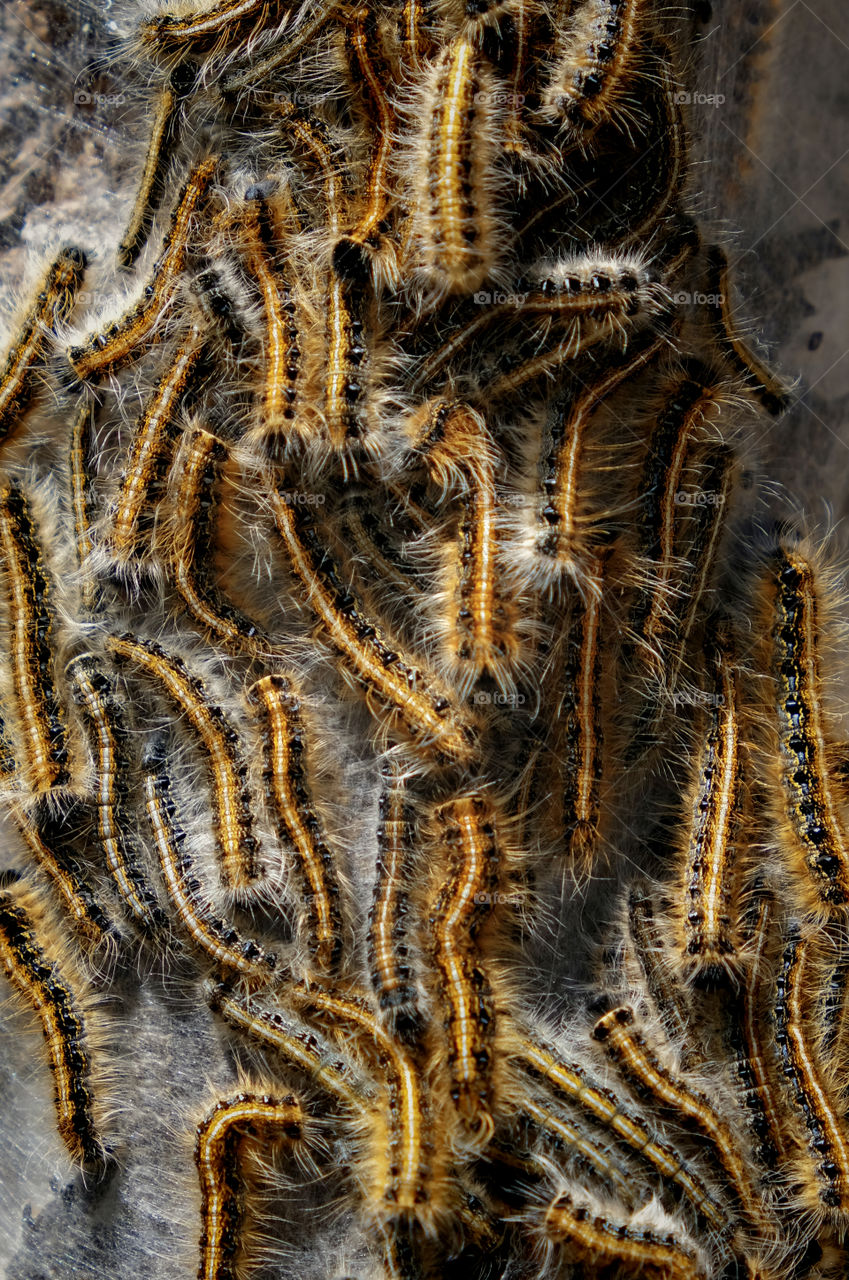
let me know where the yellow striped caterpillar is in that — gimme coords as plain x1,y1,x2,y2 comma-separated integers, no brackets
248,673,343,974
195,1088,306,1280
266,478,479,767
0,483,72,794
68,654,166,933
0,246,87,444
0,876,108,1169
143,739,279,978
106,634,261,891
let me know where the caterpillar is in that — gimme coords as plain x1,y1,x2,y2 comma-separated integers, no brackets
265,476,479,767
706,246,789,417
68,654,167,932
0,877,108,1169
428,793,503,1140
117,62,197,269
0,483,72,794
591,1006,761,1221
169,424,270,654
66,158,216,383
774,922,849,1218
763,544,849,917
671,627,747,985
541,1187,705,1279
539,0,657,137
405,36,508,296
195,1088,306,1280
143,742,278,978
0,245,87,444
368,761,422,1039
106,634,261,891
248,673,344,973
108,320,207,564
507,330,668,593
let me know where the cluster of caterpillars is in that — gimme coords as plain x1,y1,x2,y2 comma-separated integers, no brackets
1,1,844,1279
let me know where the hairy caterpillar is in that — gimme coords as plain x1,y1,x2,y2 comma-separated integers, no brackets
0,877,109,1170
106,634,262,891
248,673,344,974
69,654,167,933
0,246,87,444
66,158,216,383
0,483,72,794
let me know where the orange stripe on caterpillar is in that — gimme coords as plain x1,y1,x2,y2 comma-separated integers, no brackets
248,674,343,973
66,158,216,383
766,544,849,915
542,1188,704,1280
0,483,71,792
0,878,107,1169
170,425,270,654
591,1006,760,1218
117,63,196,269
266,479,479,767
0,246,86,445
68,655,166,931
396,0,436,66
195,1089,305,1280
774,922,849,1217
109,321,207,561
106,634,261,890
369,760,421,1038
143,744,278,978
